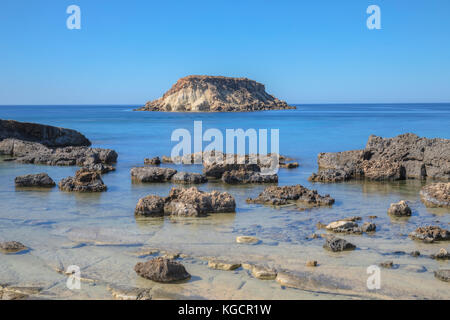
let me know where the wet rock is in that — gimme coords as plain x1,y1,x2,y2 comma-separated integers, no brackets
434,269,450,282
251,265,277,280
246,184,334,206
306,260,318,267
164,187,236,216
409,226,450,243
431,248,450,260
236,236,259,244
388,200,412,217
107,284,152,300
203,162,261,179
171,172,207,184
82,163,115,174
58,168,107,192
280,162,299,169
311,133,450,181
308,169,352,183
242,263,254,270
362,222,377,233
134,257,191,283
326,220,359,231
14,173,55,187
420,183,450,208
130,167,177,182
379,261,394,269
0,241,28,254
144,156,161,165
134,195,165,217
221,170,278,184
208,260,241,271
323,237,356,252
410,251,421,257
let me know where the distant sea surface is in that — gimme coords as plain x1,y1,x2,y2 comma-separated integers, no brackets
0,103,449,299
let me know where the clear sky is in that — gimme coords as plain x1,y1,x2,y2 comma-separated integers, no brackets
1,0,449,105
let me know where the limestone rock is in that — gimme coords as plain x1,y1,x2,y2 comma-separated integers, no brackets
409,226,450,243
14,173,55,187
171,172,207,184
82,163,115,174
431,248,450,260
434,269,450,282
420,183,450,208
135,75,294,112
236,236,260,244
107,284,152,300
134,195,165,217
144,156,161,165
388,201,412,217
221,170,278,184
130,167,177,182
247,185,334,206
208,260,241,271
134,257,190,283
251,265,277,280
306,260,318,267
323,237,356,252
58,168,107,192
0,241,28,254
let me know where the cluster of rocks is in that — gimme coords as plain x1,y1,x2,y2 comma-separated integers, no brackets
59,168,107,192
135,75,295,112
409,226,450,243
246,184,335,207
309,133,450,182
131,167,207,184
135,187,236,217
420,183,450,208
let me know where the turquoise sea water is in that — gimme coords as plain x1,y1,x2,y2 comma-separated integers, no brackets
0,104,449,299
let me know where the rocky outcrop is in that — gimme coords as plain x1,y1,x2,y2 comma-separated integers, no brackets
59,168,107,192
82,163,115,174
135,187,236,217
0,119,90,147
0,138,117,166
420,183,450,208
409,226,450,243
387,201,412,217
14,173,55,187
310,133,450,182
144,157,161,165
246,185,334,207
135,75,294,112
134,257,190,283
0,241,28,254
221,170,278,184
130,167,177,182
171,172,207,184
323,237,356,252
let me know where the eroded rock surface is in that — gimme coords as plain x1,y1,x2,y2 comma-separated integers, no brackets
409,226,450,243
0,241,28,254
171,172,207,184
247,185,334,207
134,257,190,283
323,237,356,252
59,168,107,192
310,133,450,182
144,156,161,165
420,183,450,208
134,195,165,217
208,260,241,271
387,201,412,217
135,75,294,112
130,167,177,182
14,173,55,187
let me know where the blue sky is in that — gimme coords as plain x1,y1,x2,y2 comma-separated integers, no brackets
1,0,449,105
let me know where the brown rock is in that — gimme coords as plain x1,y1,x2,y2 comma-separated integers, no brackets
58,168,107,192
144,156,161,165
135,195,165,217
420,183,450,208
409,226,450,243
134,257,190,283
388,200,412,216
130,167,177,182
0,241,28,254
14,173,55,187
208,260,241,271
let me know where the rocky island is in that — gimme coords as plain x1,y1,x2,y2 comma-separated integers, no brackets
135,75,294,112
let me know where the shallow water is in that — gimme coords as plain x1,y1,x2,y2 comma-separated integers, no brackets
0,104,449,299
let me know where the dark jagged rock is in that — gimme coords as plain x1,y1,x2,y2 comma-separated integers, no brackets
135,75,294,112
310,133,450,182
409,226,450,243
0,241,28,254
144,157,161,165
246,185,334,206
323,237,356,252
171,172,207,184
134,195,165,217
134,257,190,283
59,168,107,192
14,173,55,187
130,167,177,182
0,119,91,147
308,169,352,182
387,201,412,217
420,183,450,208
362,222,377,233
221,170,278,184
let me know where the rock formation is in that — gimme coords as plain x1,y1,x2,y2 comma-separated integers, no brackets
387,200,412,217
323,237,356,252
14,173,56,188
420,183,450,208
0,241,28,254
409,226,450,243
59,168,107,192
135,75,294,112
134,257,191,283
309,133,450,182
130,167,177,183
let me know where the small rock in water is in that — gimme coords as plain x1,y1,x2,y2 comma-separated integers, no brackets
107,284,152,300
130,167,177,182
362,222,377,233
251,265,277,280
431,248,450,260
323,237,356,252
14,173,56,187
379,261,394,269
59,168,107,192
171,172,207,184
434,269,450,282
368,215,378,219
316,222,327,229
236,236,259,244
410,251,421,257
387,200,412,217
306,260,318,267
0,241,28,254
280,162,299,169
144,156,161,165
242,263,254,270
134,257,190,283
134,195,165,217
208,260,241,271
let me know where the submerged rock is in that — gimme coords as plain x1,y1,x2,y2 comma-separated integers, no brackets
362,222,377,233
379,261,395,269
306,260,318,267
251,265,277,280
221,170,278,184
0,241,28,254
144,156,161,165
14,173,55,187
135,257,191,283
420,183,450,208
130,167,177,182
387,201,412,217
107,284,152,300
434,270,450,282
247,185,334,207
171,172,207,184
431,248,450,260
134,195,165,217
58,168,107,192
208,260,241,271
409,226,450,243
323,237,356,252
135,75,294,112
236,236,259,244
310,133,450,181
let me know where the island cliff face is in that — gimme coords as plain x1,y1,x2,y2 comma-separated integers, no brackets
135,75,295,112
